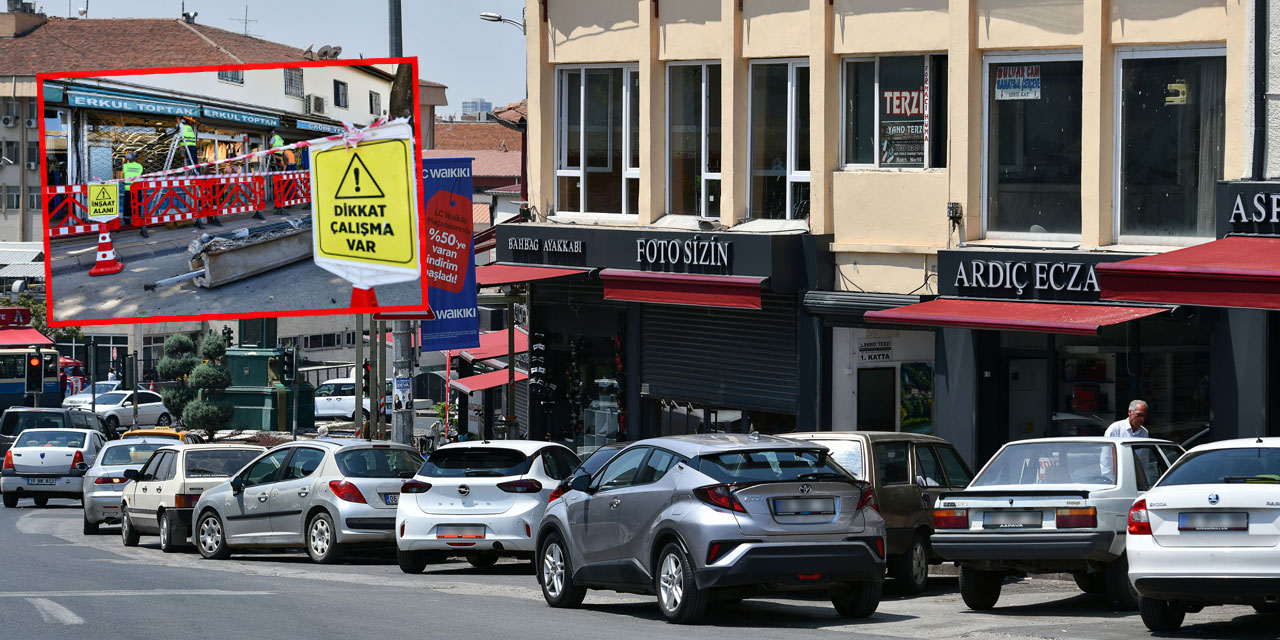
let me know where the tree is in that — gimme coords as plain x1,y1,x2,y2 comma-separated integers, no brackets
182,332,235,438
0,292,82,343
158,334,199,426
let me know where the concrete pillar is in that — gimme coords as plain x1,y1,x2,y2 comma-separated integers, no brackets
808,0,836,235
526,0,555,218
720,0,748,228
948,0,982,241
639,0,664,224
1081,0,1114,248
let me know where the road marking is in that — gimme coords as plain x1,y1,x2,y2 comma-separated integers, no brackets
25,598,83,625
0,590,273,598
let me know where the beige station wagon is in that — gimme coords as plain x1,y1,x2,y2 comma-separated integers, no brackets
781,431,974,593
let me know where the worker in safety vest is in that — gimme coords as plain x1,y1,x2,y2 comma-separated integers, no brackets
269,130,285,172
121,152,145,234
179,117,198,174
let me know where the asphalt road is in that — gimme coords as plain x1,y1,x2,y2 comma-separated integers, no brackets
0,499,1272,640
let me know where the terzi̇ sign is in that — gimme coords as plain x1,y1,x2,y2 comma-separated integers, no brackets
635,236,731,268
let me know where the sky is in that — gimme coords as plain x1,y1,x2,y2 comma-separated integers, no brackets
57,0,528,116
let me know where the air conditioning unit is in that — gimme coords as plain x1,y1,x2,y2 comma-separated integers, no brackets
24,161,37,171
24,119,36,129
0,116,14,128
305,94,325,115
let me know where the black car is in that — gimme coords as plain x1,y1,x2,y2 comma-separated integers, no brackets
0,407,112,456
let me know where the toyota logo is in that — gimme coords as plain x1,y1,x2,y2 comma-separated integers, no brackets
458,484,471,497
1208,493,1219,505
799,484,812,494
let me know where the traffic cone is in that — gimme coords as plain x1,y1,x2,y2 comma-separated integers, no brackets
88,227,124,276
351,285,378,308
148,381,155,391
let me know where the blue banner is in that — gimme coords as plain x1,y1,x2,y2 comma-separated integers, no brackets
296,119,345,134
67,90,200,117
420,157,479,352
202,106,279,127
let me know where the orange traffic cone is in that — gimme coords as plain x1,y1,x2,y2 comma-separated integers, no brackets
148,381,155,391
351,285,378,308
88,226,124,276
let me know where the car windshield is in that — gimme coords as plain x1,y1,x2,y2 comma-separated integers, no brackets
100,443,165,465
88,382,117,394
97,392,127,405
337,448,424,478
972,441,1117,487
186,449,261,477
696,449,852,484
14,430,84,448
576,446,623,477
419,447,532,478
1,412,66,436
1159,447,1280,486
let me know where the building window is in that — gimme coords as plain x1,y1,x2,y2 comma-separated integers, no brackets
283,68,304,98
345,331,356,346
749,59,809,220
303,333,344,350
369,91,382,116
334,80,349,109
1117,49,1226,240
217,69,244,84
555,65,640,215
25,100,37,121
26,141,37,164
2,141,16,164
667,62,722,218
0,98,15,116
27,187,38,211
843,55,948,169
983,55,1082,237
3,187,17,211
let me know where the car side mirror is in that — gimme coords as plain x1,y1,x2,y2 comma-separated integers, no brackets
569,474,593,494
123,469,139,480
230,475,244,495
915,475,928,488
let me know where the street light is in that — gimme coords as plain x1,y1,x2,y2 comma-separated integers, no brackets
479,9,525,34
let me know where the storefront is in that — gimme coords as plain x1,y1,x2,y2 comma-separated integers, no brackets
493,224,830,452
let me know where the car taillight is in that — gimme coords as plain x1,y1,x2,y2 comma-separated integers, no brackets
1128,499,1152,535
3,450,12,470
706,540,747,565
498,479,543,494
1056,507,1097,529
692,484,747,513
873,538,884,557
934,508,969,529
94,476,127,485
547,484,567,503
856,483,879,513
400,479,432,494
329,480,367,503
173,494,202,508
72,450,84,467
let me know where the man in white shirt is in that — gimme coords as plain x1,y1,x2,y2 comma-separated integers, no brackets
1100,399,1149,479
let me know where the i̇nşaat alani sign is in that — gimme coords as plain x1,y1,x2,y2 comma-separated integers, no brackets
938,250,1145,303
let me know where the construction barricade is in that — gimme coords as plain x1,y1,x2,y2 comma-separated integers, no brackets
272,170,311,208
44,185,101,238
206,175,267,217
129,177,204,228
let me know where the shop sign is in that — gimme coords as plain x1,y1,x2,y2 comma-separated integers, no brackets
634,236,731,268
201,106,279,128
939,250,1141,302
297,119,345,134
0,308,32,326
857,338,894,363
42,83,64,103
879,58,928,167
994,65,1041,100
1218,181,1280,237
67,90,199,117
420,156,480,352
507,237,584,255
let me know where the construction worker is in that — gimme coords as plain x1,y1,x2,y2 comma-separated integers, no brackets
268,130,285,172
178,118,199,174
121,152,145,236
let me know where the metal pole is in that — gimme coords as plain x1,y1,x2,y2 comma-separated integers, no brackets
354,313,364,436
506,301,516,439
388,0,403,57
130,351,139,428
393,319,413,445
89,339,97,417
291,348,299,442
377,320,388,439
369,319,379,438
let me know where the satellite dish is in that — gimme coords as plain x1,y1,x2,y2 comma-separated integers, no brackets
328,46,342,59
317,45,333,59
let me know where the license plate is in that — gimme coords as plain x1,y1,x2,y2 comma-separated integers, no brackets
983,510,1042,529
26,478,56,485
1179,512,1248,531
772,498,836,516
437,525,485,539
383,493,399,506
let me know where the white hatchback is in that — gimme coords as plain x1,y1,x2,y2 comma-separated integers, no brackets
2,427,107,508
395,440,580,573
1128,437,1280,631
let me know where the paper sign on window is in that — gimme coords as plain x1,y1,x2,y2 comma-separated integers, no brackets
995,65,1041,100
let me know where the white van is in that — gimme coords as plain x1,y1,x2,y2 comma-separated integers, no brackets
313,377,393,421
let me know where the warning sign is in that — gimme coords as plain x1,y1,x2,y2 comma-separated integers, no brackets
310,121,420,289
86,184,119,222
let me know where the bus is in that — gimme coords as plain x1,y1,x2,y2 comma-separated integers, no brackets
0,348,63,412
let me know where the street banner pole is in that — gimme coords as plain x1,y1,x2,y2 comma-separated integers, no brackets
354,313,364,437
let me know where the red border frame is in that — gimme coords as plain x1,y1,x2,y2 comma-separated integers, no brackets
39,57,430,327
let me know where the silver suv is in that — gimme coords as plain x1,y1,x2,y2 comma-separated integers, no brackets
536,434,886,624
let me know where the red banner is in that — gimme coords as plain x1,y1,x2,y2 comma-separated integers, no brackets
0,307,33,326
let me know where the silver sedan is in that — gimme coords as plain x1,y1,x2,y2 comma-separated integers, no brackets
81,437,171,534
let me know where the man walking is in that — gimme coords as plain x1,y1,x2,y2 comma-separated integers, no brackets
1105,400,1149,438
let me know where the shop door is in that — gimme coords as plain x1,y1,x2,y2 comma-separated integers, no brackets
857,368,896,430
1007,358,1048,441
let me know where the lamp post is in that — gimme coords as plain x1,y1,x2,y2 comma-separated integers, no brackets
479,9,525,34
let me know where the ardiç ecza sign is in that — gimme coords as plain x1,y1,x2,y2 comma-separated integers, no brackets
938,250,1144,302
420,157,479,351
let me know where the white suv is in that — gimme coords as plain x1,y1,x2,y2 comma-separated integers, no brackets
313,377,392,421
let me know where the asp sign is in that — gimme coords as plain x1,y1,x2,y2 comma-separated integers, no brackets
86,184,119,222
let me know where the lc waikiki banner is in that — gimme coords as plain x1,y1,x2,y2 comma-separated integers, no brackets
420,157,480,351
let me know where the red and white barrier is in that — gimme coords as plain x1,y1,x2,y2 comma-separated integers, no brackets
43,184,102,238
272,171,311,208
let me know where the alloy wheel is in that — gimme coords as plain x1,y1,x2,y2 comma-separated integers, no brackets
310,517,331,557
659,553,684,612
542,542,565,598
198,517,222,555
159,514,169,548
911,541,928,587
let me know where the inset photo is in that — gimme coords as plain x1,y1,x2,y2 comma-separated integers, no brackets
40,58,432,325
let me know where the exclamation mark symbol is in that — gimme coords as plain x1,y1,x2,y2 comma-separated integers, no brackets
354,167,361,193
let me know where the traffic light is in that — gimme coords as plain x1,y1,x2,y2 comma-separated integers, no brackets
122,354,137,389
281,348,295,381
24,351,42,393
360,359,371,395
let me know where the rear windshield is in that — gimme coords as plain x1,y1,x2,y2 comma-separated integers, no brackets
100,443,165,466
420,447,531,478
816,440,865,480
973,441,1116,487
14,430,84,448
123,432,180,440
1,412,67,436
186,449,261,477
696,449,851,484
577,447,623,477
337,448,424,478
97,393,127,405
1159,448,1280,486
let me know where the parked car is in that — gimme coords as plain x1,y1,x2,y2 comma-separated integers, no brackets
1,407,111,456
397,440,580,573
556,442,625,494
119,443,265,552
92,390,172,433
781,431,974,593
313,377,393,421
81,437,172,534
119,427,205,444
1128,437,1280,631
537,434,886,624
931,436,1184,611
1,427,107,508
62,381,124,409
191,440,423,563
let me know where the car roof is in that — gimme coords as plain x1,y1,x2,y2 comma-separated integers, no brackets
433,439,569,455
2,407,70,414
102,437,173,447
628,433,826,458
275,438,418,451
783,431,954,444
16,427,96,434
155,443,266,453
1187,436,1280,453
1001,436,1175,446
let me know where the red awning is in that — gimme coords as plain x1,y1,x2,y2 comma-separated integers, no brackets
460,328,528,362
1097,236,1280,310
600,269,766,309
450,368,528,394
476,264,586,287
0,327,53,347
863,299,1169,335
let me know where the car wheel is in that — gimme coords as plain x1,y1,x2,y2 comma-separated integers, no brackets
467,551,499,569
397,549,429,574
2,492,16,508
1073,571,1106,594
655,541,708,624
106,416,119,434
831,581,883,618
159,510,181,553
959,566,1003,610
32,497,48,507
82,512,100,535
351,410,370,423
1139,597,1186,631
888,534,930,594
306,512,344,564
120,509,140,547
196,511,231,559
539,532,586,608
157,413,171,426
1105,554,1139,611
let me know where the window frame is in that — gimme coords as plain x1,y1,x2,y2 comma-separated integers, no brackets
283,68,304,98
554,63,641,217
216,69,244,85
591,445,651,492
746,58,810,221
839,54,944,170
980,50,1084,243
665,60,723,219
1112,45,1228,247
369,91,382,116
334,80,349,109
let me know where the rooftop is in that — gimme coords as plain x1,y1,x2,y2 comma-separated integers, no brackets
433,121,522,152
422,149,521,178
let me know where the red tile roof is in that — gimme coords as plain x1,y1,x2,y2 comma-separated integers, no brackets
493,99,527,124
422,149,521,178
433,122,523,152
486,184,522,194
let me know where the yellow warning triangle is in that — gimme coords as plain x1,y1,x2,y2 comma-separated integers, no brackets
334,152,385,199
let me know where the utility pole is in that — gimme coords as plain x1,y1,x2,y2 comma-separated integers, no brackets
354,314,364,436
378,319,389,439
389,0,403,57
369,318,379,438
389,0,415,445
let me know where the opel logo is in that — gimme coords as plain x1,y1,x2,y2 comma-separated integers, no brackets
799,484,812,494
1208,493,1219,505
458,484,471,497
